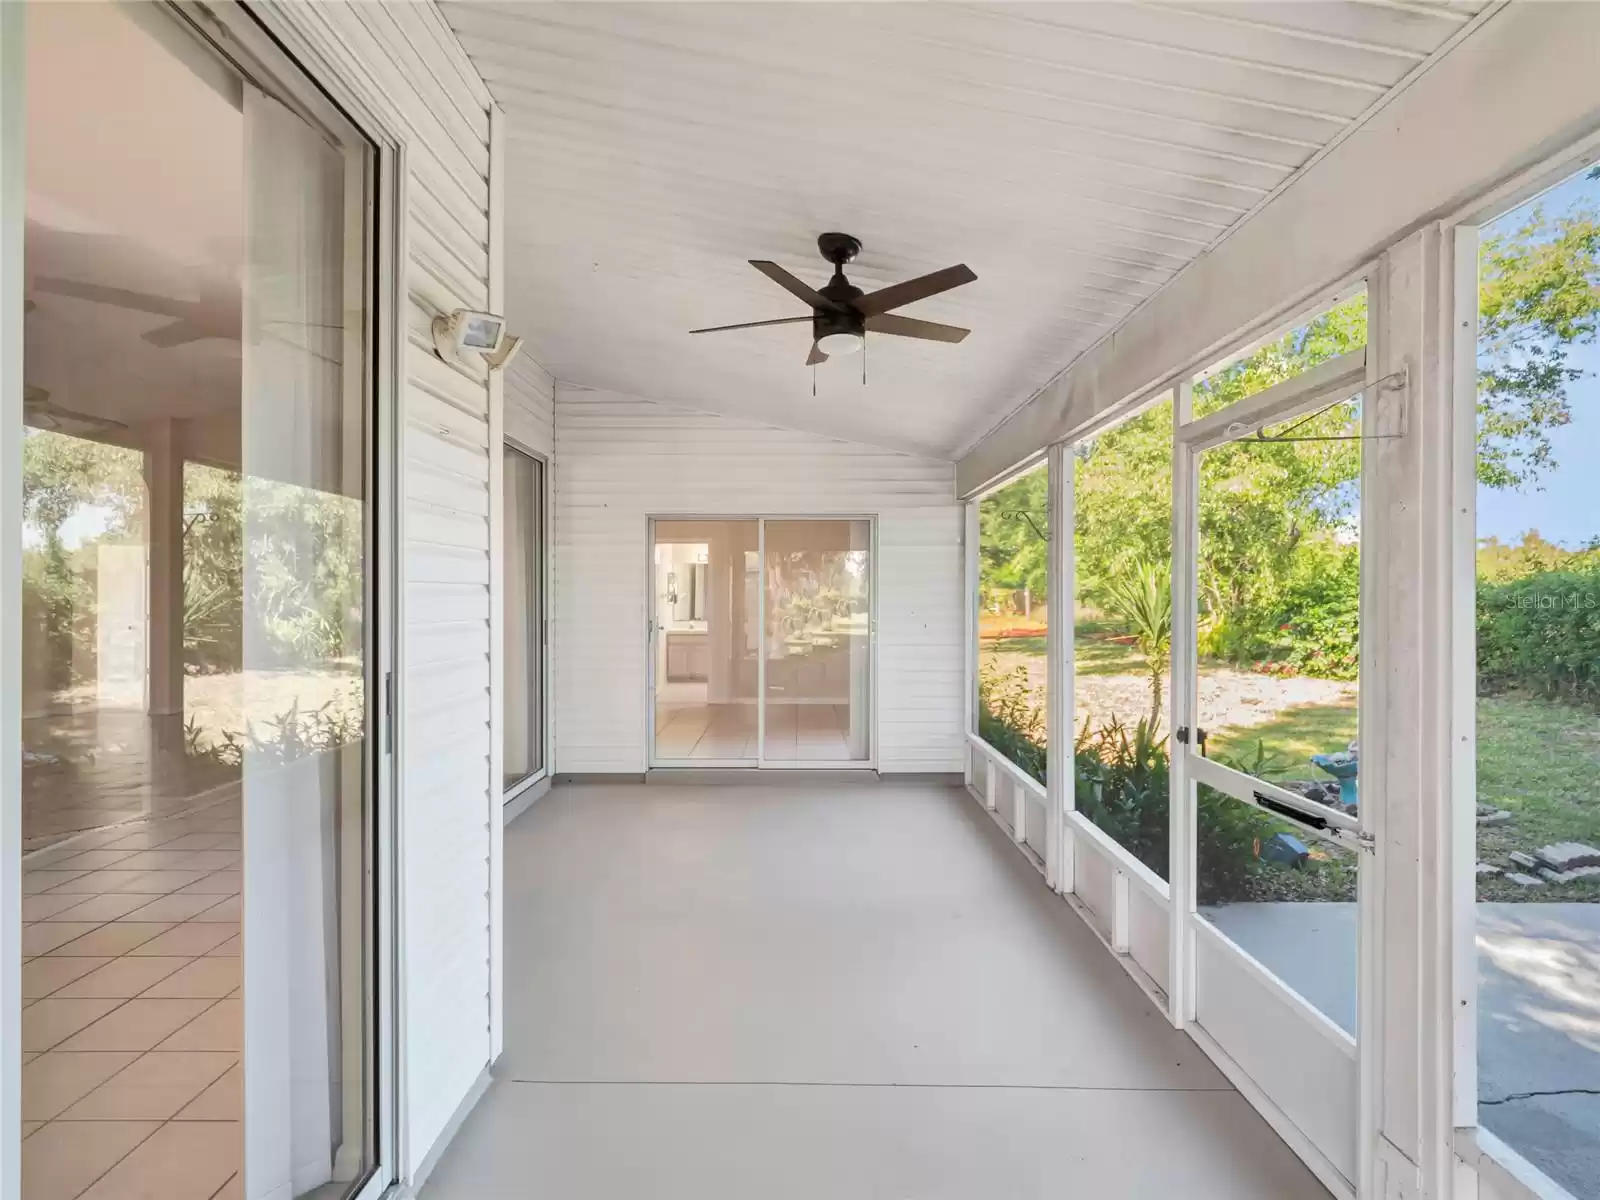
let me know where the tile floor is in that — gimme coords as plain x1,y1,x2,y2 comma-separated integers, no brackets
653,702,860,761
23,707,241,852
653,702,758,759
21,794,243,1200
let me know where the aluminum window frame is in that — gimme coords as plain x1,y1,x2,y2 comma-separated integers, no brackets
646,514,879,772
502,439,550,804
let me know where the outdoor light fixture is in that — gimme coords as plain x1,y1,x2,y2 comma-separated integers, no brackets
482,334,524,372
432,308,521,371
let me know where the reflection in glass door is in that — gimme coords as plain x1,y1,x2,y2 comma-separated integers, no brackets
649,518,873,767
762,520,872,763
651,520,760,764
19,4,381,1199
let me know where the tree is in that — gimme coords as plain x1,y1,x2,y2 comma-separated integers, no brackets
978,464,1048,613
22,429,144,544
21,430,145,692
1102,558,1172,729
1477,202,1600,489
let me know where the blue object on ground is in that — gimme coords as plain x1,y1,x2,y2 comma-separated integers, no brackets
1262,831,1310,868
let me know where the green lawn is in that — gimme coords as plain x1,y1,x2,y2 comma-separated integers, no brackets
1073,631,1142,677
1207,703,1358,778
1477,692,1600,899
981,634,1047,658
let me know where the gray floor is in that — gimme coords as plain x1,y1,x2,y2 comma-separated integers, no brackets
1205,900,1600,1199
421,781,1328,1198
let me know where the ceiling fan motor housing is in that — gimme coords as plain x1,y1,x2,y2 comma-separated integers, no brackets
814,281,865,343
814,233,866,341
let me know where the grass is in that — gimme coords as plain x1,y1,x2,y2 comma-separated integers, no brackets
982,634,1047,657
1476,692,1600,900
1207,703,1359,779
1073,632,1143,677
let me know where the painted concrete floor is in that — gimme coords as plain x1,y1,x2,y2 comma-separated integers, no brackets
422,781,1328,1198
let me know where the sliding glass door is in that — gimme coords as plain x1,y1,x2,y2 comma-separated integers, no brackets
504,445,545,794
650,518,873,767
762,520,872,763
19,5,383,1199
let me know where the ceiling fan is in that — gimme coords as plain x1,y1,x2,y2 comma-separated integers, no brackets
21,301,129,437
24,385,129,437
691,233,976,365
33,273,239,347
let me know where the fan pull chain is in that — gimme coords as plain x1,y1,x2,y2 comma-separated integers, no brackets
812,363,817,398
862,336,867,387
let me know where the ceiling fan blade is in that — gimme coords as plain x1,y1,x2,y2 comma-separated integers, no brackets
33,276,195,319
689,316,813,335
864,313,970,344
805,343,828,366
749,260,842,312
142,320,207,348
855,264,977,316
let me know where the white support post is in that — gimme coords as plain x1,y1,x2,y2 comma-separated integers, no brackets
144,419,184,719
1365,225,1459,1200
963,499,979,766
1046,442,1074,895
1168,383,1196,1029
1011,777,1026,846
486,102,507,1065
1,8,24,1200
1111,871,1131,955
982,754,996,812
1448,224,1482,1143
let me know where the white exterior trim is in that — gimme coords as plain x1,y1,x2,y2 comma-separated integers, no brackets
0,7,23,1199
486,101,506,1067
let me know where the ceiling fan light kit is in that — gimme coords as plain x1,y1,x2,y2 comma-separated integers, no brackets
690,232,975,373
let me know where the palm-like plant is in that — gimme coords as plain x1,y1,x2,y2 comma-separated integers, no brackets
1102,558,1172,731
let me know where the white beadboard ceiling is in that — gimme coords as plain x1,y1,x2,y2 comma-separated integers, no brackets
447,0,1489,459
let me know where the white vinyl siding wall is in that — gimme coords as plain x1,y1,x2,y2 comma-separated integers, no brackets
554,385,963,775
254,1,497,1178
505,355,555,459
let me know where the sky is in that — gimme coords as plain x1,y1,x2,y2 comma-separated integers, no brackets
1476,164,1600,548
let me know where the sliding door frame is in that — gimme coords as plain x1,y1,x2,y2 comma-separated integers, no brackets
503,439,550,804
159,5,405,1197
646,514,878,772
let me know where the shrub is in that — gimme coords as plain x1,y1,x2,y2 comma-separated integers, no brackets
977,661,1046,783
1073,717,1278,904
977,673,1344,905
1196,536,1359,682
1476,564,1600,701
